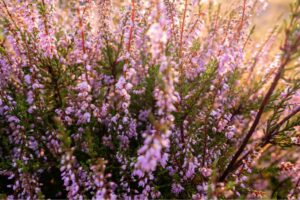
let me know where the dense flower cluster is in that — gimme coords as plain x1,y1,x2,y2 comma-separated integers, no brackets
0,0,300,199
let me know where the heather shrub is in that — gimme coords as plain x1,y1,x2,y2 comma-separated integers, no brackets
0,0,300,199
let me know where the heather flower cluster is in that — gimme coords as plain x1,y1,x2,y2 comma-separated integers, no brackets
0,0,300,199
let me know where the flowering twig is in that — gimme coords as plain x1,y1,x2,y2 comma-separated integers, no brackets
218,41,293,182
179,0,188,57
126,0,135,52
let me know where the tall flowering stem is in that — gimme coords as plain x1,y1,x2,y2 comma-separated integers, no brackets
219,4,300,182
126,0,135,52
179,0,188,57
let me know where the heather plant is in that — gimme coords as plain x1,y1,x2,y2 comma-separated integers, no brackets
0,0,300,199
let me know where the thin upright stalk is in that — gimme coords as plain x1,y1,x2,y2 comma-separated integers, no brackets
127,0,135,52
179,0,188,57
218,52,291,182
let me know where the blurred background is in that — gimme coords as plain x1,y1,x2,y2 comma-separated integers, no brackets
254,0,293,34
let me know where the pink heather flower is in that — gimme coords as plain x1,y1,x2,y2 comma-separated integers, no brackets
171,183,184,195
32,83,44,89
38,32,57,59
136,141,162,172
77,81,91,92
115,76,126,89
147,23,168,58
185,161,197,179
26,91,34,105
28,106,37,114
225,131,235,139
200,168,212,178
160,153,169,167
138,110,150,122
65,107,74,115
24,75,31,85
82,112,91,123
147,23,168,44
8,116,20,123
